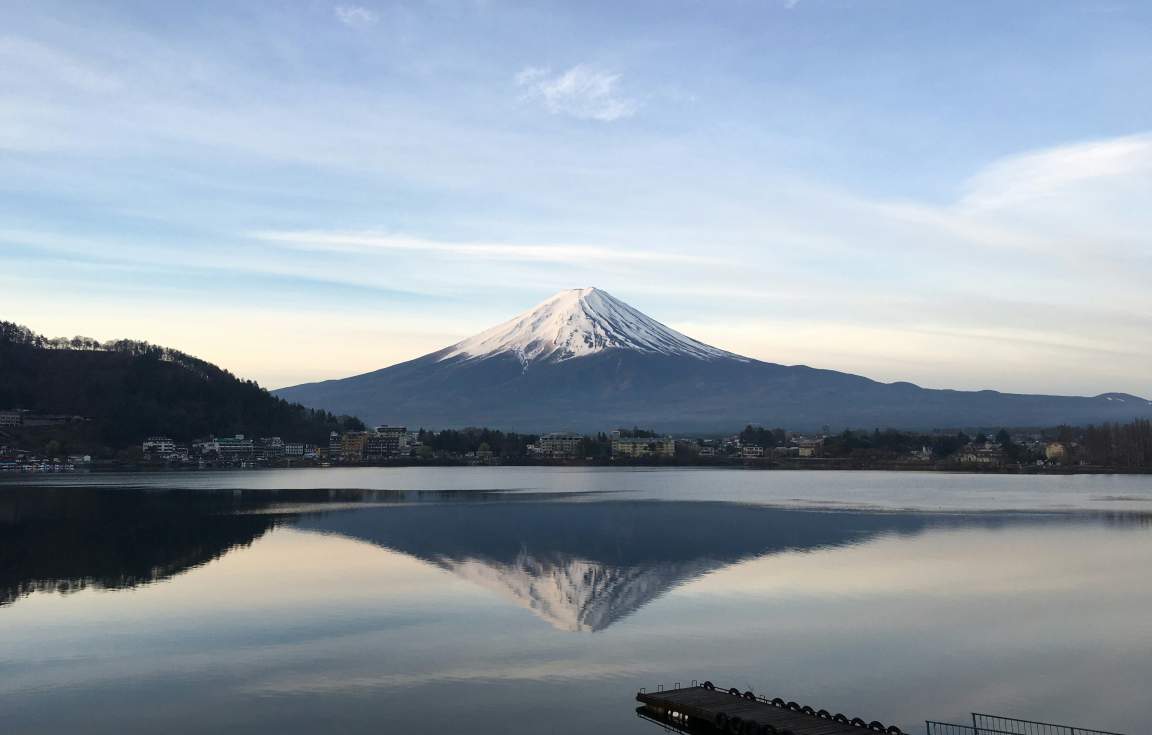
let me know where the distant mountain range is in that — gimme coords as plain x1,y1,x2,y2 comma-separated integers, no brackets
275,288,1152,432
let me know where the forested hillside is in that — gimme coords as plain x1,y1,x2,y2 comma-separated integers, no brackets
0,321,361,455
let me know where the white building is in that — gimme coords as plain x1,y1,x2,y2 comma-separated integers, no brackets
142,436,175,454
539,432,584,458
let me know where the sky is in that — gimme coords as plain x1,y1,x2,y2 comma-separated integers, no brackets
1,0,1150,396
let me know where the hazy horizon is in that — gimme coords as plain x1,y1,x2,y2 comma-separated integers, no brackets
3,1,1150,397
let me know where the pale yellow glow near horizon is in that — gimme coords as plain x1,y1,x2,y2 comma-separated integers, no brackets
6,302,1150,397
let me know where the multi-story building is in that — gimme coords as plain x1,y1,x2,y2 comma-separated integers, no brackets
195,435,254,460
366,426,410,459
611,436,675,459
339,431,370,462
142,436,175,455
0,410,24,427
255,436,285,459
539,432,583,458
216,434,255,460
283,443,317,458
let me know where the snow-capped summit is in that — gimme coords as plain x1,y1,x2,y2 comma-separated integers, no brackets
437,287,743,365
275,288,1152,431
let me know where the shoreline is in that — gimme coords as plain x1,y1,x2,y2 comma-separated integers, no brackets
6,459,1150,476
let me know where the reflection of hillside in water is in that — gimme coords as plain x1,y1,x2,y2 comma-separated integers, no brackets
0,487,284,606
0,486,588,607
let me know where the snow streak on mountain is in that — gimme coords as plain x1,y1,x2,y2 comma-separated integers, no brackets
437,287,743,365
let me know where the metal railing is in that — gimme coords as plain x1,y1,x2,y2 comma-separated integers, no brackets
971,714,1126,735
928,716,1127,735
642,683,1127,735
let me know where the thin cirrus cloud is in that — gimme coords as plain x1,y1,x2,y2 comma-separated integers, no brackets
334,5,379,28
957,133,1152,211
251,230,715,265
515,65,639,122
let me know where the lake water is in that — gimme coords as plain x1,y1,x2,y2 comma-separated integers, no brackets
2,468,1150,734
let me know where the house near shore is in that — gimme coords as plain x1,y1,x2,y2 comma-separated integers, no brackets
1045,442,1067,461
958,443,1005,465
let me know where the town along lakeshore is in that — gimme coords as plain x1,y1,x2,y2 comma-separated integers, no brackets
6,418,1151,474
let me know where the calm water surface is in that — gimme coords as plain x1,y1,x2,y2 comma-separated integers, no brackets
2,468,1150,734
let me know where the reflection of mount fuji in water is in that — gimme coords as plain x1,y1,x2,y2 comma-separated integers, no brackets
6,487,1147,629
298,501,946,632
442,552,715,632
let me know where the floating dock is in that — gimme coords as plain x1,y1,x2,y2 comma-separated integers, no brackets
637,682,903,735
636,682,1128,735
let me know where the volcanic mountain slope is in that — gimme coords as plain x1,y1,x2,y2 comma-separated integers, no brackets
275,288,1152,431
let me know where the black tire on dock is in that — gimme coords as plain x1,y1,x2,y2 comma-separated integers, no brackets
743,690,756,701
786,701,801,712
817,710,832,719
729,688,742,697
851,718,867,728
801,706,816,716
771,698,786,708
887,727,904,735
869,721,886,732
703,681,716,691
834,714,850,724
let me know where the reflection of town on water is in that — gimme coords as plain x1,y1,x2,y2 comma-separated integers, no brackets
3,484,1150,630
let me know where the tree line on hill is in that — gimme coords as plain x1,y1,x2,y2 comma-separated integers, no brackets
1079,420,1152,467
413,427,538,458
811,423,1151,467
409,427,664,460
818,427,1026,461
0,321,363,458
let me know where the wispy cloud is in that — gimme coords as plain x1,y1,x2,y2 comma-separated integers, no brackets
250,230,714,264
334,5,379,28
958,134,1152,211
515,64,638,122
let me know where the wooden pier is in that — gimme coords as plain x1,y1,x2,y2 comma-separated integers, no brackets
637,682,903,735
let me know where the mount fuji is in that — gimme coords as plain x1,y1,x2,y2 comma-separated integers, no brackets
275,287,1152,431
